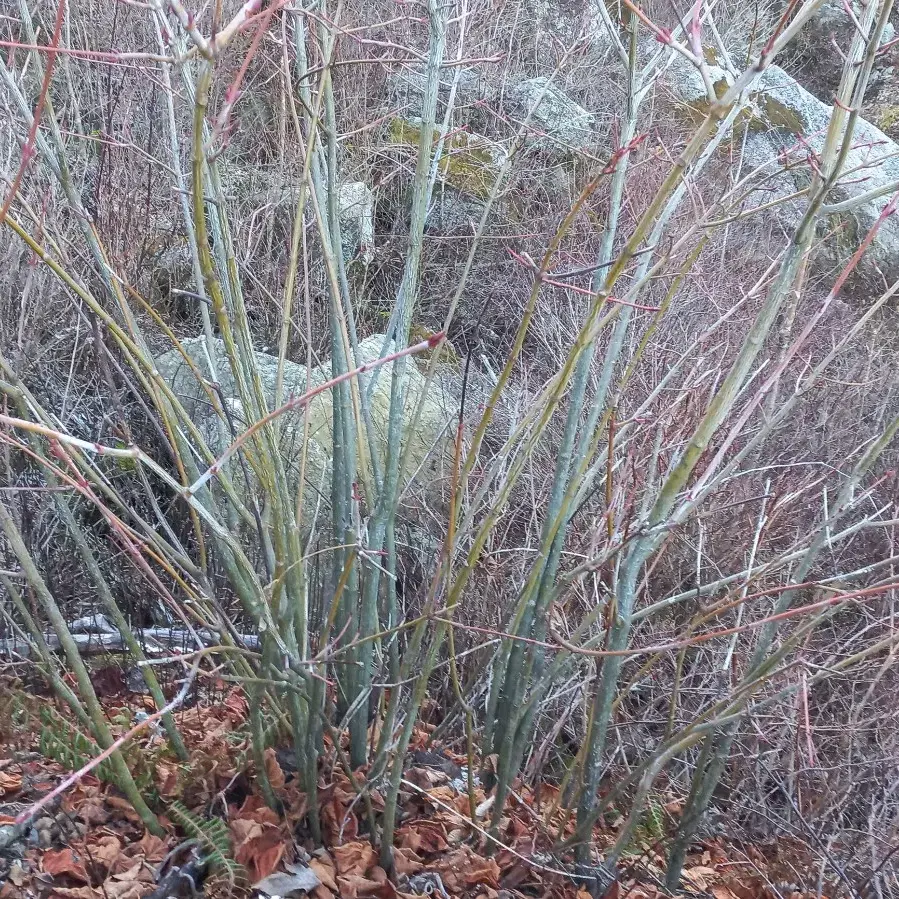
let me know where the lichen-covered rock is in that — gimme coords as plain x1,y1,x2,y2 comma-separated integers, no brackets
665,59,899,290
786,0,895,100
751,66,899,287
339,181,375,263
387,66,484,118
216,164,297,207
426,188,486,234
148,234,193,312
389,118,507,197
665,58,733,107
504,76,596,154
155,334,453,518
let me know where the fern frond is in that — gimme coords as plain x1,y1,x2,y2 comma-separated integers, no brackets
168,801,246,883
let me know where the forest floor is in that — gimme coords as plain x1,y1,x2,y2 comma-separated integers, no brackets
0,672,834,899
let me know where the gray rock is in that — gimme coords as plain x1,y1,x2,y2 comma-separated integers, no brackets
426,188,485,234
338,181,375,263
504,76,597,154
804,0,896,48
217,164,295,207
787,0,895,99
753,65,899,286
151,241,193,301
387,66,484,118
664,57,733,106
389,118,507,197
665,58,899,289
155,334,454,520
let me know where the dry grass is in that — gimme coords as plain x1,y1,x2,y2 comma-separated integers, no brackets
2,0,899,891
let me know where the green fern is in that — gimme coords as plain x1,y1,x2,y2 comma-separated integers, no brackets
168,801,246,883
622,798,668,857
39,707,155,793
40,707,118,783
234,712,286,770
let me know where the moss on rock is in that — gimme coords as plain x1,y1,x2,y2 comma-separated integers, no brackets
388,118,506,198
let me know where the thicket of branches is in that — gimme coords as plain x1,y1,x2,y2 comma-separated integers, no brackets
2,0,898,894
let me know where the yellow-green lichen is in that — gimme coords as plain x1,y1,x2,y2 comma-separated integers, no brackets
878,105,899,133
389,118,504,198
409,323,461,368
679,78,734,124
682,88,808,142
753,93,807,135
824,208,862,253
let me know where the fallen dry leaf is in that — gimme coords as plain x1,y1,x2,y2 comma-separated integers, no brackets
100,880,153,899
104,796,144,825
309,858,338,891
233,827,286,883
0,769,22,795
231,795,292,882
332,841,377,877
253,861,321,897
263,748,286,792
111,860,153,884
74,796,112,826
336,874,396,899
153,762,180,799
396,820,448,855
223,687,249,720
711,887,740,899
48,888,99,899
87,834,123,872
321,792,359,844
7,863,26,888
43,848,90,883
681,865,718,892
434,846,501,892
134,830,169,863
392,848,423,878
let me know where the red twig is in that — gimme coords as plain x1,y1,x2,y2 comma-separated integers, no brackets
437,581,896,660
0,40,173,64
209,0,284,154
507,249,661,310
0,0,66,227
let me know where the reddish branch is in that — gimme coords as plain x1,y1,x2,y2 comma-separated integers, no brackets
0,0,66,227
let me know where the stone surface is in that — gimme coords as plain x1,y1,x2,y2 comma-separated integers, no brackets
338,181,375,263
155,334,454,517
503,76,597,153
149,237,193,310
387,66,484,118
389,118,507,197
786,0,896,100
426,188,486,234
665,57,899,289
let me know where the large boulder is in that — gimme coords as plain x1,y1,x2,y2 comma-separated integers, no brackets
388,118,507,197
339,181,375,264
666,58,899,291
387,66,484,119
155,334,454,517
785,0,896,101
215,166,375,262
503,76,597,155
426,188,486,234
